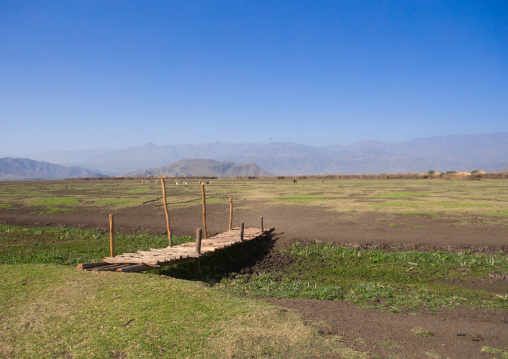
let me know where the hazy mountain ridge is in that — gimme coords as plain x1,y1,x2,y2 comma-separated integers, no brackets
126,159,272,177
19,132,508,175
0,158,107,180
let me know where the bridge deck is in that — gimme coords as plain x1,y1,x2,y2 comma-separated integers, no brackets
77,227,274,273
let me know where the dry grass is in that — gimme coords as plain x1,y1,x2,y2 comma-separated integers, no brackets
0,263,367,358
2,179,507,223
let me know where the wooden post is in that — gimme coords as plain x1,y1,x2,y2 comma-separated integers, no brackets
260,216,264,232
196,228,202,254
201,183,207,239
109,214,115,257
229,197,233,231
161,178,172,247
240,222,244,252
195,228,202,273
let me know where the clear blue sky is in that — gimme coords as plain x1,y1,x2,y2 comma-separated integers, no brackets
1,1,507,155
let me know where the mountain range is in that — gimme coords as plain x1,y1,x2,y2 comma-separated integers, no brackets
0,157,106,180
21,132,508,176
126,159,271,177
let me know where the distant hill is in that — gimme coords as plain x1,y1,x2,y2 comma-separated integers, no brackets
0,157,107,180
126,159,272,177
24,132,508,175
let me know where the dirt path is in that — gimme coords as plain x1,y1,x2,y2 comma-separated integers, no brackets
266,298,508,359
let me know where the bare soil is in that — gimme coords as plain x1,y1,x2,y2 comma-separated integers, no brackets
1,201,507,358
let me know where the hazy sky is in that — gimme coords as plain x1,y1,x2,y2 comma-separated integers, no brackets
1,1,507,155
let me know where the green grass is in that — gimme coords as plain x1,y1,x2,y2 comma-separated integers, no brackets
373,201,421,208
29,208,78,215
0,223,193,266
378,340,401,348
486,210,508,217
481,346,508,358
125,189,152,194
427,201,491,208
0,223,371,358
5,221,504,314
376,192,430,199
29,197,80,207
218,244,508,312
1,215,507,357
0,264,363,358
1,178,508,220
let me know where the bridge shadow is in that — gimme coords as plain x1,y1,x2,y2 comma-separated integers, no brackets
157,232,280,284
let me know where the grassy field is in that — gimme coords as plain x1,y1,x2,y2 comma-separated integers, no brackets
0,223,371,358
1,221,507,357
1,178,507,222
1,263,367,358
1,178,507,357
218,244,508,312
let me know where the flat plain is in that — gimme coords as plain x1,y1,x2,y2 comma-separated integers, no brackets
1,178,507,358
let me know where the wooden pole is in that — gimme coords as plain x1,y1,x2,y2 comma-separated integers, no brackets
260,216,264,232
195,228,202,273
196,228,202,254
161,178,172,247
201,183,207,239
240,222,244,252
229,197,233,231
109,214,115,257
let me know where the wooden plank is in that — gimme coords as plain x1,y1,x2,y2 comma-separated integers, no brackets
91,263,133,272
116,263,158,272
77,261,108,270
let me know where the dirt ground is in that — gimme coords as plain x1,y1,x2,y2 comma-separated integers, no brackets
1,202,507,358
2,201,507,252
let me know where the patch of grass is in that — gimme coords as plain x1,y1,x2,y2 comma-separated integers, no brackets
218,273,345,300
373,201,421,208
377,192,430,199
412,327,434,338
125,189,152,194
427,202,490,208
486,210,508,217
378,340,401,348
0,223,193,266
0,264,365,358
29,197,80,207
29,208,78,215
218,244,508,312
481,346,508,358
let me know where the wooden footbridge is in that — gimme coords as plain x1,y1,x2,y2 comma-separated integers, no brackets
78,180,273,273
77,226,274,273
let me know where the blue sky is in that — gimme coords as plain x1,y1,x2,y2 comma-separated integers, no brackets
1,1,507,155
